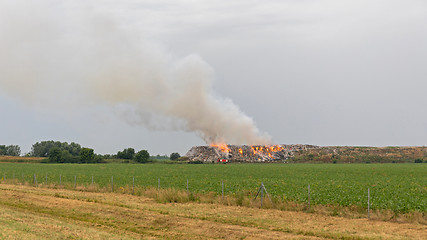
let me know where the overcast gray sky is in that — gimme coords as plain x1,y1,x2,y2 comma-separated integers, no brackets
1,0,426,155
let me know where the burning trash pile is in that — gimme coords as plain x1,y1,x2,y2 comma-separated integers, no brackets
185,144,318,163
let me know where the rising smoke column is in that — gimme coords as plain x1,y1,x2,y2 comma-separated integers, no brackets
0,0,271,145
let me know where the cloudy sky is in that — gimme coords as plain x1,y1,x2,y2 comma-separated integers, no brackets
1,0,426,155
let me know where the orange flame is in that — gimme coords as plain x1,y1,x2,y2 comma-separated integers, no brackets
210,143,230,153
210,144,284,158
251,145,284,156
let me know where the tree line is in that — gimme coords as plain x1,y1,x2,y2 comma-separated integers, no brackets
0,145,21,156
31,141,103,163
1,141,184,164
116,148,150,163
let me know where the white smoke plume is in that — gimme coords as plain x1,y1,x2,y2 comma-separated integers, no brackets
0,0,271,145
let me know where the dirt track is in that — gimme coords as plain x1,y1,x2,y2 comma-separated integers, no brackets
0,184,425,239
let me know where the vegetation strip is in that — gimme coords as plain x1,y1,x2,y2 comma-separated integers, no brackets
0,163,425,214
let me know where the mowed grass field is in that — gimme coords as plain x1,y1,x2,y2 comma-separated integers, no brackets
0,184,426,239
1,163,425,214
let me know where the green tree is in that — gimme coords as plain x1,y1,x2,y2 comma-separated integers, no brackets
135,150,150,163
94,154,105,163
117,148,135,159
0,145,6,155
0,145,21,156
6,145,21,156
170,152,181,160
80,148,95,163
48,147,62,163
32,141,60,157
31,141,81,157
60,150,75,163
65,142,82,156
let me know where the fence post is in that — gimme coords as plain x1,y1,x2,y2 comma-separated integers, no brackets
111,176,114,192
186,179,189,194
254,182,272,208
368,188,370,219
222,180,224,202
132,176,135,195
261,182,264,208
158,178,160,190
33,174,37,186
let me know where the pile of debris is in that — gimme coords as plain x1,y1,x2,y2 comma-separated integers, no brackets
185,144,319,163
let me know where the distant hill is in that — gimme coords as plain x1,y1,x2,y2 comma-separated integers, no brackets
290,146,427,163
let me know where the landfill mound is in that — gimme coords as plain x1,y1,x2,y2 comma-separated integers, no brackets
185,144,318,163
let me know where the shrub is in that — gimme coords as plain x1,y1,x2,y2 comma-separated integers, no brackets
178,156,189,162
48,147,62,163
135,150,150,163
117,148,135,160
170,152,181,161
47,147,80,163
188,160,203,164
32,141,81,157
80,148,95,163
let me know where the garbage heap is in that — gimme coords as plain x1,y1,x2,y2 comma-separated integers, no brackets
185,144,318,163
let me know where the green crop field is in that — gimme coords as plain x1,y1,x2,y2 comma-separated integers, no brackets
0,163,425,213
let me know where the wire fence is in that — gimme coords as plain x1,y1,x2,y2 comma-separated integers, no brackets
0,172,375,218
